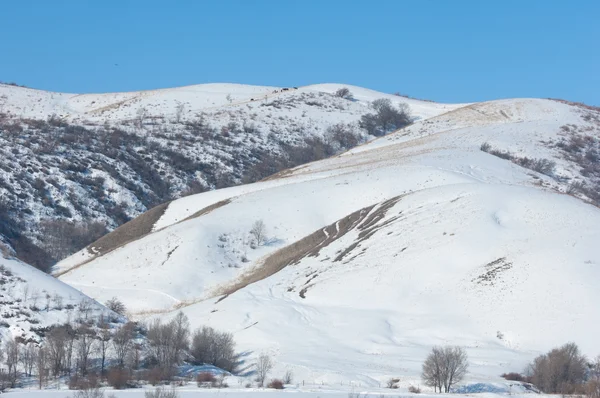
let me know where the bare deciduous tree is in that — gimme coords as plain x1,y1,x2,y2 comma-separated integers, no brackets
146,312,190,376
35,346,48,389
20,343,37,377
112,322,136,368
105,297,127,316
422,346,468,393
334,87,353,100
76,324,97,376
526,342,587,394
190,326,236,372
5,336,20,387
249,220,267,247
255,353,273,387
136,107,148,128
175,103,185,123
97,316,111,376
46,326,68,377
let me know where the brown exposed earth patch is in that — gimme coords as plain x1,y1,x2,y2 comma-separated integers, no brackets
214,195,403,301
179,199,231,223
56,198,232,277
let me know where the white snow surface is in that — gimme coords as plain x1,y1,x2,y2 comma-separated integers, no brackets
0,82,459,123
53,94,600,386
0,255,113,342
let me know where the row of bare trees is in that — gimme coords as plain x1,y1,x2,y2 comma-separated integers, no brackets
0,307,238,391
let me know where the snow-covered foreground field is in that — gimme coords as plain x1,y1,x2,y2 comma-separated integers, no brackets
3,384,544,398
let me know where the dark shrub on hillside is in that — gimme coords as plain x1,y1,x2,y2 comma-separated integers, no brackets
360,99,411,136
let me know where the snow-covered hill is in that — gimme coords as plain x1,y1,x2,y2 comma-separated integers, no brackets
0,253,117,343
0,82,458,269
55,96,600,386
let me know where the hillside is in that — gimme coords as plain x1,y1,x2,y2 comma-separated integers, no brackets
0,252,118,343
0,83,459,270
55,96,600,385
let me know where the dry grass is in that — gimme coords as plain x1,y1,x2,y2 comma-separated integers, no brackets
55,201,170,276
179,199,231,223
215,196,403,300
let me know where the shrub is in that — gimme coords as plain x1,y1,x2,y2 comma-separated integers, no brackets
73,386,104,398
107,367,131,390
196,372,216,387
105,297,127,315
267,379,284,389
387,377,400,388
334,88,353,100
360,99,411,136
190,326,237,372
68,374,99,390
408,385,421,393
144,387,179,398
587,379,600,398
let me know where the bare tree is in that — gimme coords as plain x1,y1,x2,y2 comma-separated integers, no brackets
255,353,273,387
97,316,112,376
20,343,37,377
136,107,148,128
526,342,587,394
46,326,68,377
76,324,97,376
174,103,185,123
190,326,236,372
422,346,468,393
146,312,190,376
249,220,267,247
35,346,48,389
334,87,353,100
360,98,411,136
5,336,20,387
112,322,136,368
105,297,127,316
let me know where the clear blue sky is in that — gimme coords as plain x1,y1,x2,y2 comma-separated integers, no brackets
2,0,598,104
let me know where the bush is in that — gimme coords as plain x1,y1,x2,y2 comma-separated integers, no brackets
190,326,237,372
107,367,131,390
334,88,353,100
68,374,99,390
73,387,104,398
408,385,421,393
196,372,216,387
387,377,400,388
360,99,411,136
267,379,284,389
587,379,600,398
144,387,179,398
105,297,127,315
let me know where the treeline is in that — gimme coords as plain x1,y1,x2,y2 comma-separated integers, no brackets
0,300,237,391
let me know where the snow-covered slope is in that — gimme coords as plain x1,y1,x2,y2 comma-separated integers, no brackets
0,253,117,342
55,96,600,385
0,83,458,123
0,82,458,270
